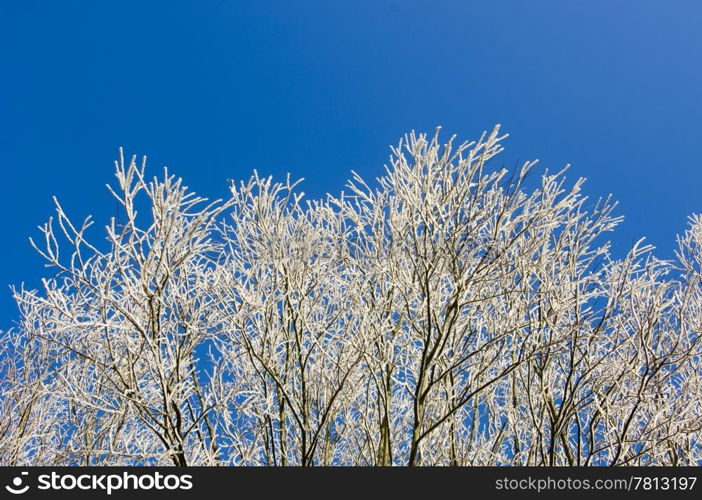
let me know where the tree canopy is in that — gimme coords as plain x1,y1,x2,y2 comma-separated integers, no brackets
2,126,700,466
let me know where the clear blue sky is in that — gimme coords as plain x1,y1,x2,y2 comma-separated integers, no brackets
1,1,701,326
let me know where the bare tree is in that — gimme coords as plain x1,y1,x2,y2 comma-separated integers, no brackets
6,153,232,465
2,126,700,465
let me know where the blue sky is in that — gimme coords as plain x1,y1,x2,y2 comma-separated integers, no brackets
1,1,701,326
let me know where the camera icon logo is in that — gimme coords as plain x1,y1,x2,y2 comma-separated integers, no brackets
5,471,30,494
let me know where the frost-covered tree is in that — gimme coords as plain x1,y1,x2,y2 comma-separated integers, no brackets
1,126,700,465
